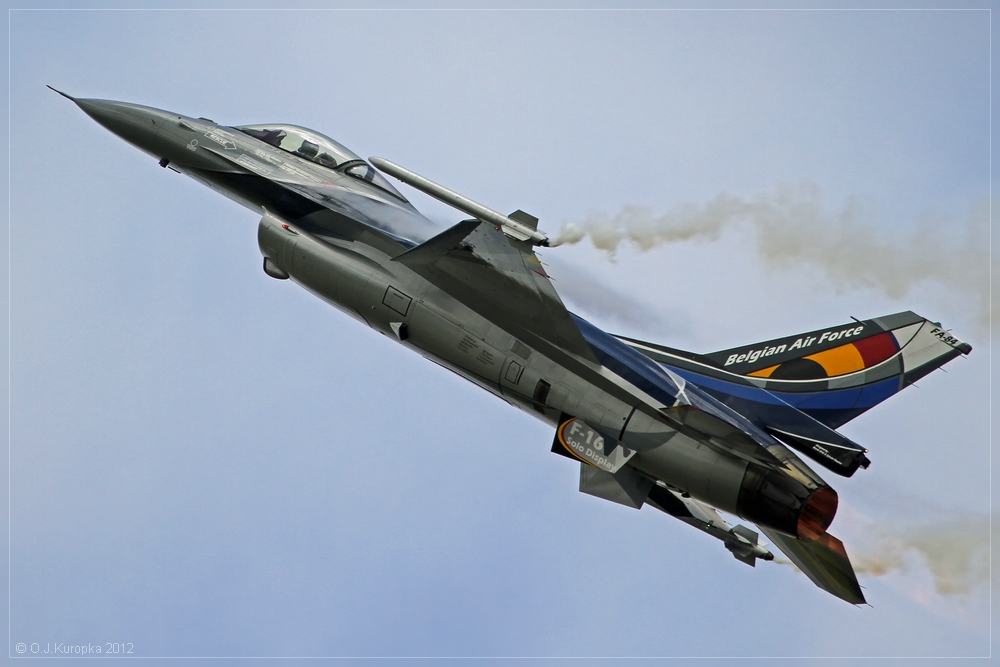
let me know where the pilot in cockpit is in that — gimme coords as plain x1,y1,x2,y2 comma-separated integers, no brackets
294,139,337,168
295,139,319,159
314,152,338,168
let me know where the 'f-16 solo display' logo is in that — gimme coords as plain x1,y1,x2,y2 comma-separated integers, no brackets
554,418,634,473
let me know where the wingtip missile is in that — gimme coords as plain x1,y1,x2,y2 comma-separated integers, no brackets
370,156,550,246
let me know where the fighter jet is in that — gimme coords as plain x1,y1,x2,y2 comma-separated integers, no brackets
52,87,971,604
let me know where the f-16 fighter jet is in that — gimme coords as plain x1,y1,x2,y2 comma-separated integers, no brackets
52,87,971,604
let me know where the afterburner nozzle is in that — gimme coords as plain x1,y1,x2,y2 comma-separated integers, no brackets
796,486,839,541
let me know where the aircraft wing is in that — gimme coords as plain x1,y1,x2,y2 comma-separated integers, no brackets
393,219,599,363
758,527,866,604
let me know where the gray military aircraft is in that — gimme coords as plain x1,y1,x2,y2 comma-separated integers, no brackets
52,87,971,604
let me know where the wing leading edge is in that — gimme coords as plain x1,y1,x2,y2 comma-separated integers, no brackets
393,219,598,364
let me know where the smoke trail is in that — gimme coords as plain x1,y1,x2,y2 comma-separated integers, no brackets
771,506,989,600
848,517,989,596
551,184,990,330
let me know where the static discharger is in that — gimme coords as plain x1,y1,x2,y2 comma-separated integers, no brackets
369,157,549,246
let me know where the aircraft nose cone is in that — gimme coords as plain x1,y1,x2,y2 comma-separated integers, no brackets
73,98,170,157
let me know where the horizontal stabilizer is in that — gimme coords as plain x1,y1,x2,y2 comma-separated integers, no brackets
759,527,865,604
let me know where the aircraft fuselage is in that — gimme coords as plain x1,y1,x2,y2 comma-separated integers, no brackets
65,92,920,603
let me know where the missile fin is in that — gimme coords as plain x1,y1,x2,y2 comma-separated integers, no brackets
508,210,539,229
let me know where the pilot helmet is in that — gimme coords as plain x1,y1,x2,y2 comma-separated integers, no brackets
297,140,319,159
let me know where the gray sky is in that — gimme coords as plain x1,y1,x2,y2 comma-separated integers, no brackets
5,4,994,659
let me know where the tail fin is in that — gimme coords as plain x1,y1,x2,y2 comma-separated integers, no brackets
701,312,971,426
616,312,970,468
706,311,970,390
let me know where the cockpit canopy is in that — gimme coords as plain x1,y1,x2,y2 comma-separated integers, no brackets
235,124,406,201
237,124,357,168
